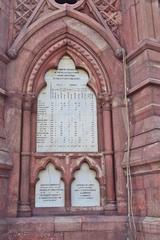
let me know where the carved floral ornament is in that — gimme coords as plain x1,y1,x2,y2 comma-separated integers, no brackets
13,0,121,39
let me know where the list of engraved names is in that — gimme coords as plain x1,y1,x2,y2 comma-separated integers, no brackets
36,56,98,152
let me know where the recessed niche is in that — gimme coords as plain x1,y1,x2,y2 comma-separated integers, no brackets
71,163,100,207
35,163,64,207
55,0,78,4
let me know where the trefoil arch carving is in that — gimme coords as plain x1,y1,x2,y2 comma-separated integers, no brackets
25,38,111,95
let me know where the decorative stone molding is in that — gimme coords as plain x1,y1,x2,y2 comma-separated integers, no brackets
13,0,85,39
32,154,104,180
14,0,39,37
26,38,109,93
7,47,18,59
30,153,106,210
13,0,121,46
98,91,111,110
32,155,66,183
92,0,121,39
22,94,35,111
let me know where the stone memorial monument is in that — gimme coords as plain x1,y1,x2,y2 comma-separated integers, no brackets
2,1,160,238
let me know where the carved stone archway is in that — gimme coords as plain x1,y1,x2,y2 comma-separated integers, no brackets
6,7,125,217
19,40,116,215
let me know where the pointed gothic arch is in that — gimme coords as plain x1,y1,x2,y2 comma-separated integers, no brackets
6,2,124,216
9,2,122,59
24,38,110,95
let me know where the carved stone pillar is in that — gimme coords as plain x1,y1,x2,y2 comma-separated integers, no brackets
101,93,116,212
0,88,12,217
18,94,33,217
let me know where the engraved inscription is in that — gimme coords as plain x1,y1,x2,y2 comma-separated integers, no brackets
36,56,98,152
35,163,64,207
71,163,100,206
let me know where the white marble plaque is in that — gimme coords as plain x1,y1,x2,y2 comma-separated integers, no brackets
36,55,98,152
35,163,64,207
71,163,100,207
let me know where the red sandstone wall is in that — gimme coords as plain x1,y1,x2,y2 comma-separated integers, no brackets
121,0,160,51
120,0,160,225
0,0,160,239
0,0,12,219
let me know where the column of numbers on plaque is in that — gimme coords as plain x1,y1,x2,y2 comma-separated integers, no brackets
37,98,50,151
37,66,98,152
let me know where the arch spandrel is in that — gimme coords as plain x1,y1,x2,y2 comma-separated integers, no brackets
10,1,121,57
21,19,123,96
7,16,123,96
24,39,110,97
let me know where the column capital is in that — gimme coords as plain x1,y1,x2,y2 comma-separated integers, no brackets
98,92,111,111
23,94,35,110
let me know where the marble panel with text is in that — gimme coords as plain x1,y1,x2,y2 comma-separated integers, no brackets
35,163,64,207
71,163,100,207
36,55,98,153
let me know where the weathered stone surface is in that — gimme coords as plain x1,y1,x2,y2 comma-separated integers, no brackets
35,164,65,208
64,231,125,240
1,0,160,239
4,216,126,240
55,216,81,232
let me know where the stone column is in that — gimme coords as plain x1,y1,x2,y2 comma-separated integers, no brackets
0,89,12,217
18,94,33,217
101,93,116,212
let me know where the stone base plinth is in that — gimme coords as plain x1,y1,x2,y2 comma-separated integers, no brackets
2,216,126,240
1,216,160,240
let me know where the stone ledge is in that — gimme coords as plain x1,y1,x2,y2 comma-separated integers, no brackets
136,217,160,235
63,231,125,240
3,216,160,239
128,78,160,96
6,216,127,234
82,216,126,232
7,217,54,234
130,116,160,137
55,216,81,232
126,39,160,63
